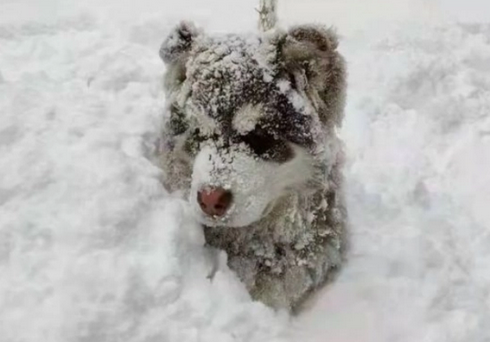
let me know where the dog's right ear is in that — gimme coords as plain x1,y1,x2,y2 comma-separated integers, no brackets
160,21,201,93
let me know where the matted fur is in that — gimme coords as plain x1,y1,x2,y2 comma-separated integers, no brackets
157,21,347,311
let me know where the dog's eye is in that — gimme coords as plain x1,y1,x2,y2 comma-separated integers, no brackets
241,130,276,156
241,130,293,162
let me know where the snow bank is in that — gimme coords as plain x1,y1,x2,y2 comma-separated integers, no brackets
1,1,490,341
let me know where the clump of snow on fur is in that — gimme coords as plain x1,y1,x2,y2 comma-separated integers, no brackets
277,79,291,94
232,104,264,134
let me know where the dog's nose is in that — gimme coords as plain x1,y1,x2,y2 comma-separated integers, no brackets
197,187,233,217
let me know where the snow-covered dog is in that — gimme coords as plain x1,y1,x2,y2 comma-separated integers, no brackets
158,21,347,311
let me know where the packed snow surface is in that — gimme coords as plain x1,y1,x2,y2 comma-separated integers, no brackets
1,1,490,341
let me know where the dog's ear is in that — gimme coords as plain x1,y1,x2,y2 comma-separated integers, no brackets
282,25,346,127
160,21,201,93
159,21,200,63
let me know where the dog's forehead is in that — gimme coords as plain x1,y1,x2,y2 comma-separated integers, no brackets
186,35,275,119
180,33,316,148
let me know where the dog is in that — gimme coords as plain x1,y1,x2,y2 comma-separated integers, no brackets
157,21,347,311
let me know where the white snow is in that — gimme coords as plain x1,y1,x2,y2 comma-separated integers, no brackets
1,1,490,341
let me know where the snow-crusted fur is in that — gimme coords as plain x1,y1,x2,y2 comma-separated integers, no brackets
158,21,347,311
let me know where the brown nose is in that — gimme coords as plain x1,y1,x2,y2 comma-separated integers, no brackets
197,187,233,217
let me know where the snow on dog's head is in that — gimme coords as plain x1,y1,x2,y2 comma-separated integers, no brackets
158,21,345,227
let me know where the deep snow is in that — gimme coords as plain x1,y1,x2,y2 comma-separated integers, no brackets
1,1,490,341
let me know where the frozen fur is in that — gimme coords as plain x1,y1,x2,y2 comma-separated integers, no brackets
158,21,347,310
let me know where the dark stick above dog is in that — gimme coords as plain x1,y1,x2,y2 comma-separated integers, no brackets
157,20,347,311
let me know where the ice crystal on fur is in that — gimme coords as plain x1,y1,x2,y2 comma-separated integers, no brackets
158,21,347,310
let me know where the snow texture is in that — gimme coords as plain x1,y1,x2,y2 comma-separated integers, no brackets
1,1,490,341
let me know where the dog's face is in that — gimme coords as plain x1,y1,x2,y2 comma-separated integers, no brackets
159,22,345,228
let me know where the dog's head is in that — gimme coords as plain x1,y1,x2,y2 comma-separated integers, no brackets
159,22,345,228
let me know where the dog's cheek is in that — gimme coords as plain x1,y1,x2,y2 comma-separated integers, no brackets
226,159,287,227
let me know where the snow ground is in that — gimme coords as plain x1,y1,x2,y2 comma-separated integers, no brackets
1,1,490,341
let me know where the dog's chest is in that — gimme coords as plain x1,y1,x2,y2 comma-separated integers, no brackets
203,187,345,309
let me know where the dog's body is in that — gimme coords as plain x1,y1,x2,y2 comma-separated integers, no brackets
158,22,347,310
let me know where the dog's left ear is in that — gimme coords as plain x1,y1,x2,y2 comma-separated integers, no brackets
281,25,346,127
160,21,201,93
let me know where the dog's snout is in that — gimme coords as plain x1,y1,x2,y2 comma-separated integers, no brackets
197,187,233,217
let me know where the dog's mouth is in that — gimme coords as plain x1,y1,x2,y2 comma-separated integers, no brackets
196,204,236,227
193,194,275,228
194,196,281,229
